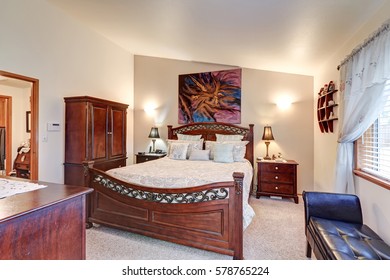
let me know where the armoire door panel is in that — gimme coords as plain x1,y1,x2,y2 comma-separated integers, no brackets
111,108,126,158
92,105,108,160
65,102,87,163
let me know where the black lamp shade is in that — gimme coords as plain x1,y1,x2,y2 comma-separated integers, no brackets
148,127,160,139
262,126,274,141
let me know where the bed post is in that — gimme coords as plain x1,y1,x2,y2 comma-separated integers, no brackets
167,125,173,139
233,172,244,260
82,160,94,229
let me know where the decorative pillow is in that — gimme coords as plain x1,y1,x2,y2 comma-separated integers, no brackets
223,140,249,162
215,133,244,141
167,139,203,159
177,134,202,141
168,142,189,160
213,143,234,163
188,149,210,161
206,140,248,162
205,141,216,160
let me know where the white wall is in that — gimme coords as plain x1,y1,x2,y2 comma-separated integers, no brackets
134,55,314,196
0,0,134,183
314,1,390,243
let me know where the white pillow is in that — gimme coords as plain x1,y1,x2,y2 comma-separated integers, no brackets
215,133,244,141
189,149,210,161
167,139,203,159
223,140,249,162
205,141,216,160
213,143,234,163
205,140,248,162
168,142,189,160
177,134,202,141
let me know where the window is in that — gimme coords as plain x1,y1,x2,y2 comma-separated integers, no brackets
355,81,390,189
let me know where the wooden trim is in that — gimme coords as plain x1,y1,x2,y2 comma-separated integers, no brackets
354,141,390,191
353,169,390,190
0,96,12,175
0,70,39,180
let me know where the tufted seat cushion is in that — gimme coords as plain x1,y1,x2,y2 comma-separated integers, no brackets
308,217,390,260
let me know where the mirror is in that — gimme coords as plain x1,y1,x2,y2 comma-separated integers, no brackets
0,70,38,180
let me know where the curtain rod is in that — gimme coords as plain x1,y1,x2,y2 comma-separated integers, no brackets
337,19,390,71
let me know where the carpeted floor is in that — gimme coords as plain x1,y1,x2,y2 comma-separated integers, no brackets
86,196,308,260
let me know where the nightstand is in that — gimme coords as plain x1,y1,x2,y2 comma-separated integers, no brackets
257,160,298,203
135,153,166,164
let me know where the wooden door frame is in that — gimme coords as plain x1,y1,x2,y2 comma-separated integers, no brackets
0,70,39,180
0,96,12,176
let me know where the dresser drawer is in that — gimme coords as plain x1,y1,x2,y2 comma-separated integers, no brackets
260,163,294,174
261,183,294,195
261,172,294,184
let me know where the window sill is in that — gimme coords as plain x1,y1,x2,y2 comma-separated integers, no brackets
353,169,390,191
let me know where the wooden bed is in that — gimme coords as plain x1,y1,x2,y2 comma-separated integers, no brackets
83,122,254,259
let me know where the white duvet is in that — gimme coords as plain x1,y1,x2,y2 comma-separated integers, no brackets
107,157,255,229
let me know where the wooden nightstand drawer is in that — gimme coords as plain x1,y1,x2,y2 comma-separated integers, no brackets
260,163,294,174
135,153,166,164
261,183,294,195
261,172,294,184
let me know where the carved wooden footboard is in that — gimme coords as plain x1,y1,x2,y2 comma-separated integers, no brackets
83,122,254,259
84,163,244,259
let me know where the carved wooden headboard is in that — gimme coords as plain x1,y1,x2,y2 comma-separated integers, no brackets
167,122,254,166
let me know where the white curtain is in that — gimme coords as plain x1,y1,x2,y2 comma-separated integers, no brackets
335,20,390,193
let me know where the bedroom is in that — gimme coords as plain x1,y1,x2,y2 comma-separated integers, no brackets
1,0,390,264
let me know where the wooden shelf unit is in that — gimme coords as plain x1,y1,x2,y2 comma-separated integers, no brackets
317,86,338,133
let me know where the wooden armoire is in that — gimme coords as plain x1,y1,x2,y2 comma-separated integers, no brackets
64,96,128,186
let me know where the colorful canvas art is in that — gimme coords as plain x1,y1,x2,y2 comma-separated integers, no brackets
178,68,241,124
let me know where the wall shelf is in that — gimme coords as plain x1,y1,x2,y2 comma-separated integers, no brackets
317,82,338,133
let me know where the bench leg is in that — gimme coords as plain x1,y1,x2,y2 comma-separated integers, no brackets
306,241,312,258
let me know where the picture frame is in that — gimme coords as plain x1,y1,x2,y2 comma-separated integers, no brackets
26,111,31,133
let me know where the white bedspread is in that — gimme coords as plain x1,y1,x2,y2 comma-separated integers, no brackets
0,178,47,199
107,157,255,229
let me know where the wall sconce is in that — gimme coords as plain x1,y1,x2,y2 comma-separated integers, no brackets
276,97,292,110
148,127,160,153
262,125,274,160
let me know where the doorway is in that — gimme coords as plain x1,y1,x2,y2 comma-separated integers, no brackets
0,70,39,180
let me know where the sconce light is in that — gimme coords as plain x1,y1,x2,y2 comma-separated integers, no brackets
276,97,292,110
262,125,274,160
148,127,160,153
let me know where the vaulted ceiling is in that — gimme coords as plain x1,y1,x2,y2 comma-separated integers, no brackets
47,0,387,75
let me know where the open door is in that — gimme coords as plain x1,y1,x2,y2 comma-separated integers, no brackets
0,71,39,180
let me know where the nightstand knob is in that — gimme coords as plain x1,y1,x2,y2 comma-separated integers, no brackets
275,176,279,179
275,186,279,190
275,166,279,170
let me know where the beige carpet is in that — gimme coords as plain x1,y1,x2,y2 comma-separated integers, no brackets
86,196,308,260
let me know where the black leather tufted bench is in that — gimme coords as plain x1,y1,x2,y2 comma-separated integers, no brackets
303,191,390,260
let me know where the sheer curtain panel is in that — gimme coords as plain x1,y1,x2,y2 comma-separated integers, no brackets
335,19,390,193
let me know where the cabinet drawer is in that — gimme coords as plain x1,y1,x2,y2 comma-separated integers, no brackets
260,163,294,174
261,172,294,184
15,163,30,170
261,183,293,195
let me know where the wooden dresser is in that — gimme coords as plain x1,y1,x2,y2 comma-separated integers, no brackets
257,160,299,203
64,96,128,186
0,178,92,259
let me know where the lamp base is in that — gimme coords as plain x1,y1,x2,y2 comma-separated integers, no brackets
264,141,271,160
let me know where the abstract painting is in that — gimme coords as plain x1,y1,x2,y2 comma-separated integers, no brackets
178,68,241,124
